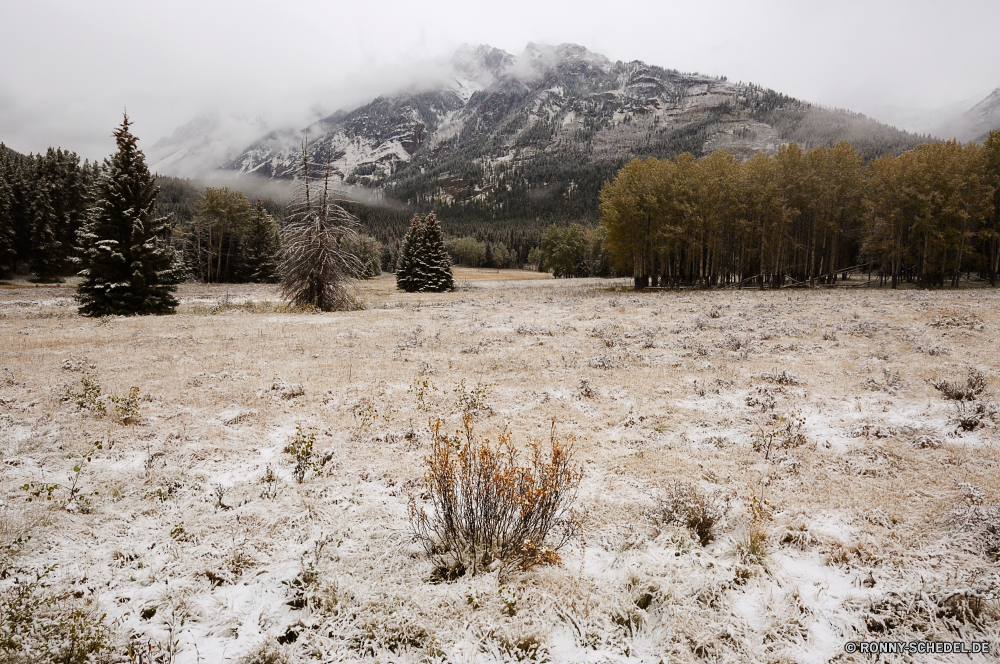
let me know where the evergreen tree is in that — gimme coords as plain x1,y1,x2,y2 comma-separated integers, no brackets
76,114,183,316
28,180,62,281
0,156,15,276
240,199,280,282
5,154,34,269
418,213,454,292
395,215,424,292
983,130,1000,287
395,214,453,292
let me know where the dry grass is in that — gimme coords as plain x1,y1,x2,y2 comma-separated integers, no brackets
1,278,999,662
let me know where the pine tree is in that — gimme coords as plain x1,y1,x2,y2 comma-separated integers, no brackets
418,213,454,292
240,199,280,283
278,142,362,310
394,214,453,292
7,161,32,270
0,155,16,276
75,114,183,316
29,178,62,281
394,215,424,292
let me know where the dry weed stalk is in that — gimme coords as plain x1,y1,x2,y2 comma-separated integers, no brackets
736,488,772,566
409,416,583,578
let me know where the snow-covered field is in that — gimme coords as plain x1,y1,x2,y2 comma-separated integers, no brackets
1,275,998,663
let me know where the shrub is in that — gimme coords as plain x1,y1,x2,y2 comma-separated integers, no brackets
652,481,728,546
108,386,141,424
752,411,806,460
284,427,317,483
409,417,583,578
408,378,439,411
453,380,492,417
954,400,997,431
237,642,290,664
865,367,903,393
761,368,801,385
64,374,141,423
0,566,114,664
64,372,105,414
932,368,988,401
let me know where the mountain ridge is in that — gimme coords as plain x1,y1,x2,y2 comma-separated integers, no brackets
157,43,940,222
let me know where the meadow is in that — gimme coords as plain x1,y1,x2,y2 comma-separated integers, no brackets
1,270,998,663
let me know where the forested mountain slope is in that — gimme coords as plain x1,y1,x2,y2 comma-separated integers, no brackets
220,43,928,224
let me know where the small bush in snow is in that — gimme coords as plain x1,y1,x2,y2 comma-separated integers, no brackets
954,399,997,431
453,379,492,417
864,367,903,394
0,566,114,664
761,368,801,385
64,373,141,424
752,411,806,460
409,416,582,578
736,491,772,566
108,386,142,424
932,368,988,401
237,642,290,664
284,427,317,483
652,481,728,546
63,372,106,415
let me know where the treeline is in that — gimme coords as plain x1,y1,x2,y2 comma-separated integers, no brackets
0,158,384,283
600,134,1000,289
165,185,381,284
0,145,101,279
344,201,545,271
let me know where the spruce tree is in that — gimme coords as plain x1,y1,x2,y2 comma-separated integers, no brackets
240,199,280,282
29,179,62,281
0,159,16,276
418,213,454,292
76,114,183,316
8,164,32,267
49,149,91,271
394,214,453,292
394,215,424,292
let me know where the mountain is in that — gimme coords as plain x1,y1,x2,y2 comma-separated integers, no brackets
185,43,929,223
935,88,1000,143
148,112,269,178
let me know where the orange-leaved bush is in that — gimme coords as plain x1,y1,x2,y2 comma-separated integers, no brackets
409,416,583,579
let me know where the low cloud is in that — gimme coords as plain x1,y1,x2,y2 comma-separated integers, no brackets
2,0,999,161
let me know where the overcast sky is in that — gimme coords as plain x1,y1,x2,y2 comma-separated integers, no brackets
2,0,998,160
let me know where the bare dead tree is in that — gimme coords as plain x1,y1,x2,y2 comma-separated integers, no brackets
278,138,362,311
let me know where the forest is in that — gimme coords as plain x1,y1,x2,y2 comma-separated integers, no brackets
600,135,1000,289
3,131,1000,289
0,145,102,280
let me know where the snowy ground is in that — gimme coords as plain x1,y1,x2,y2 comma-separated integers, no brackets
1,274,999,663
